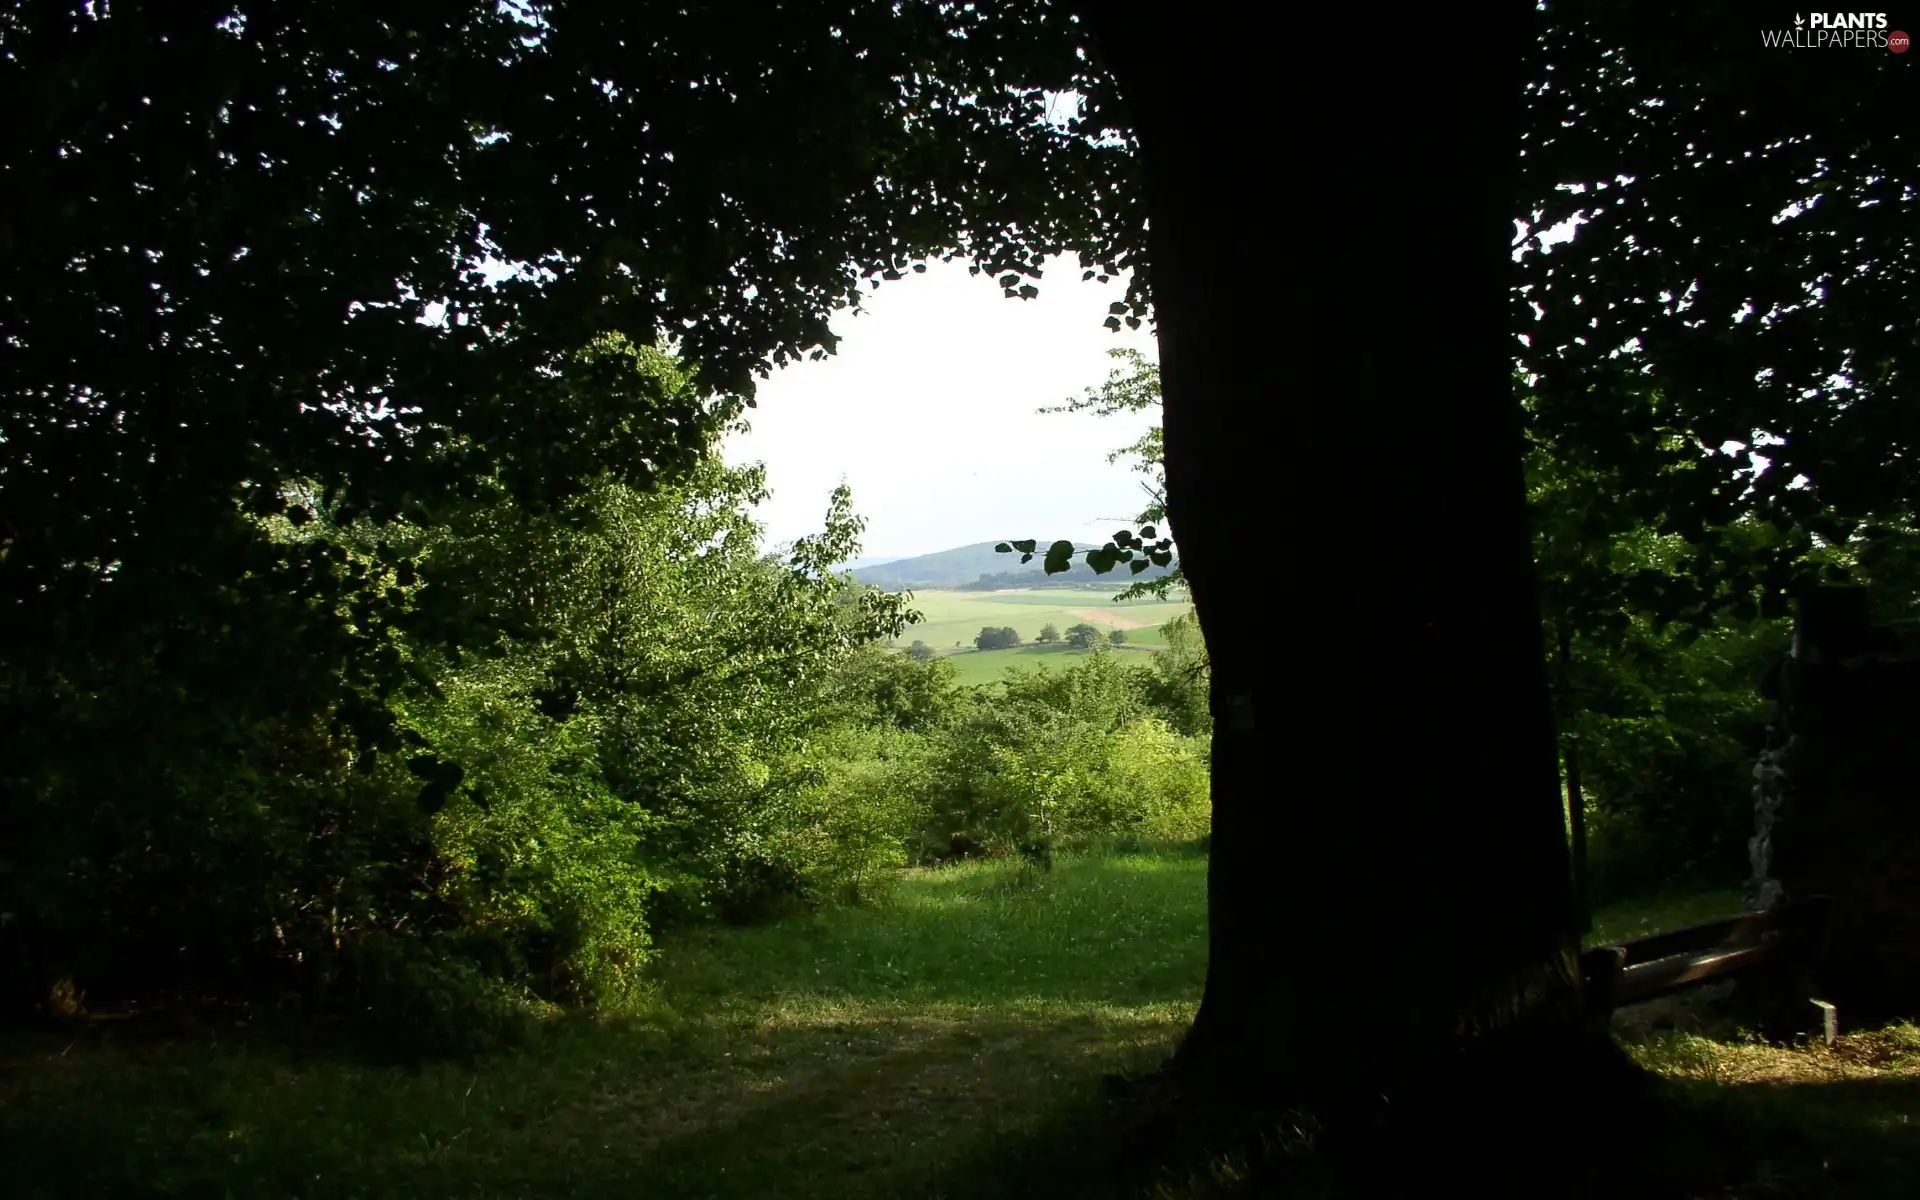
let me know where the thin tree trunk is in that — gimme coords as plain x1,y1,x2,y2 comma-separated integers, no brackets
1091,3,1589,1109
1559,622,1592,935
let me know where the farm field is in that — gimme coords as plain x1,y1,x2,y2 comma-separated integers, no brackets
938,641,1163,686
891,588,1191,684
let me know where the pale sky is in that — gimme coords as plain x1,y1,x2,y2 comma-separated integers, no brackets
721,257,1160,563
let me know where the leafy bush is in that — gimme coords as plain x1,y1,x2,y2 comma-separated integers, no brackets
1567,616,1787,901
0,318,1214,1032
342,930,554,1058
395,653,660,1007
1139,610,1211,736
906,651,1210,858
760,726,927,906
0,539,420,1009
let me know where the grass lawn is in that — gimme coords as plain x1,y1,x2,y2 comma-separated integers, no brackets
1587,885,1746,946
0,852,1207,1200
5,858,1917,1198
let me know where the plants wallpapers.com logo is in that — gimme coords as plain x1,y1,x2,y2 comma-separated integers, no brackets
1762,12,1911,50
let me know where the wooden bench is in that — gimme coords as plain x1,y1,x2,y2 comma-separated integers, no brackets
1580,896,1832,1030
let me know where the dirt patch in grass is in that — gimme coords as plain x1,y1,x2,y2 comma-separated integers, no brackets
1063,608,1153,629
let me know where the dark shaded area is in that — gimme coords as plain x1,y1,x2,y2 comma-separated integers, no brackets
942,1058,1920,1199
1755,587,1920,1025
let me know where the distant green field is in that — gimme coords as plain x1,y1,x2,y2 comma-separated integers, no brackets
892,588,1190,662
937,642,1163,686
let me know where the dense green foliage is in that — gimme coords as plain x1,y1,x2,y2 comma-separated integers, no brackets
0,342,1213,1039
1521,2,1919,612
1,327,1215,1042
3,343,866,1028
1556,614,1787,900
0,0,1158,1035
1526,408,1792,898
911,648,1211,857
7,5,1917,1166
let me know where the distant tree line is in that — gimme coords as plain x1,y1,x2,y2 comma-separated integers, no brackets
960,561,1178,593
963,622,1134,652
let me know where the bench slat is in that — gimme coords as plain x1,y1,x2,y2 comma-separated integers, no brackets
1578,896,1830,1014
1611,942,1783,1007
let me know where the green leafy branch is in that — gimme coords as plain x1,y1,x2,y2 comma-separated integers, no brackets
993,527,1174,578
1019,348,1183,600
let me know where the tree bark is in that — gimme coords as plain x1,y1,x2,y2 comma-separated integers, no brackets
1559,623,1592,935
1092,4,1586,1107
1764,587,1920,1025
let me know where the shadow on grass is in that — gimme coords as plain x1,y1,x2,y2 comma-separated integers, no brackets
1658,1074,1920,1198
8,863,1915,1200
0,853,1207,1200
923,1059,1920,1199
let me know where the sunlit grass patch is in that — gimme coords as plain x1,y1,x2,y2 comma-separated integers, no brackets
1586,886,1746,947
1632,1021,1920,1085
0,848,1208,1200
14,863,1908,1200
651,849,1209,1019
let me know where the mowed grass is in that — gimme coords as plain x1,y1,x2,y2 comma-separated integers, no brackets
0,851,1209,1200
6,861,1919,1199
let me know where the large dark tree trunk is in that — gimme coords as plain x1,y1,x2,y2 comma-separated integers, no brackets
1091,5,1590,1109
1753,587,1920,1026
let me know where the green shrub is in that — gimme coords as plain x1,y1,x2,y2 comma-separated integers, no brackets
1566,618,1786,900
759,726,925,905
343,930,554,1058
396,653,660,1007
907,652,1212,858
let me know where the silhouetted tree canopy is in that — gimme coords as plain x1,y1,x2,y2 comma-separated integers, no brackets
1519,1,1918,625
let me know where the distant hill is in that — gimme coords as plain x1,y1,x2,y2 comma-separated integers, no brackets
851,540,1176,591
852,542,1075,589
